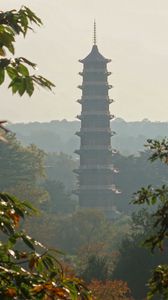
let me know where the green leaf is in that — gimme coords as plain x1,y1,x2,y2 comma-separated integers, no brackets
25,77,34,96
0,67,5,84
17,64,29,76
22,235,35,250
7,42,14,55
18,78,26,96
8,77,26,95
0,58,10,68
6,66,17,79
8,77,20,94
0,30,15,54
20,57,37,69
151,196,157,205
11,82,19,94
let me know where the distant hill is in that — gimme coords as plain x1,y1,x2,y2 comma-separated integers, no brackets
8,118,168,156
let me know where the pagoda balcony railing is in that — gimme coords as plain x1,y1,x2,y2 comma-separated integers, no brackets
75,185,121,194
74,165,114,174
81,111,110,116
75,128,112,135
80,145,112,150
76,165,118,172
77,98,114,104
74,146,112,154
79,164,114,170
76,113,115,120
79,71,112,76
78,185,115,190
79,58,111,64
78,83,112,88
81,96,113,100
80,127,113,133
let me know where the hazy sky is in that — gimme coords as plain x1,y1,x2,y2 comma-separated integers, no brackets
1,0,168,122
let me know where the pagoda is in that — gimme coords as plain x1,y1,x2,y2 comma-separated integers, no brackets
74,22,116,211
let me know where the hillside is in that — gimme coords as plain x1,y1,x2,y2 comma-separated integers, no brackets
8,118,168,156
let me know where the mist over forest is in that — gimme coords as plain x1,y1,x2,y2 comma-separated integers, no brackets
1,125,168,300
8,118,168,156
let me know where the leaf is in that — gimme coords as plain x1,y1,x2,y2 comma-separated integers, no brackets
0,67,5,84
29,255,37,270
20,57,37,68
17,63,29,76
9,212,20,227
8,249,16,258
0,47,6,56
22,235,35,250
151,196,157,205
6,66,18,79
0,58,10,68
23,6,43,26
5,287,17,297
25,77,34,96
7,43,14,55
18,78,26,96
8,77,26,95
0,29,15,54
32,284,44,293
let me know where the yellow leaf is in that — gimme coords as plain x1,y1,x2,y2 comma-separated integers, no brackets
0,47,6,57
32,284,44,293
5,287,17,297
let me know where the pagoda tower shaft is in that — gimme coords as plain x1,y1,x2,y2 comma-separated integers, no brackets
75,37,115,209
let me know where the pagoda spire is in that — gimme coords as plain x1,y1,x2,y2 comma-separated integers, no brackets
93,19,97,45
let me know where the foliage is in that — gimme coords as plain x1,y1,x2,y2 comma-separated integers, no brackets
81,255,109,283
0,121,9,142
42,180,76,214
45,152,78,191
0,133,45,191
132,138,168,299
53,209,111,255
0,5,92,300
112,210,168,300
88,280,133,300
0,192,92,299
0,6,55,95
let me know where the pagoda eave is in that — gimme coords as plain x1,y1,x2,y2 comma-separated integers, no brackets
79,184,115,191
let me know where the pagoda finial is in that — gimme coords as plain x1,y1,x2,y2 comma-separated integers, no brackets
93,19,97,45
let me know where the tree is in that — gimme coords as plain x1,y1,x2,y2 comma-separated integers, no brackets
42,180,75,214
112,209,168,300
80,255,109,283
0,192,91,299
52,209,110,255
88,280,133,300
45,152,78,192
0,134,45,191
132,138,168,299
0,6,55,96
0,6,92,299
0,133,48,210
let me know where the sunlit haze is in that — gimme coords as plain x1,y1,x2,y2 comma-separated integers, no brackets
1,0,168,122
